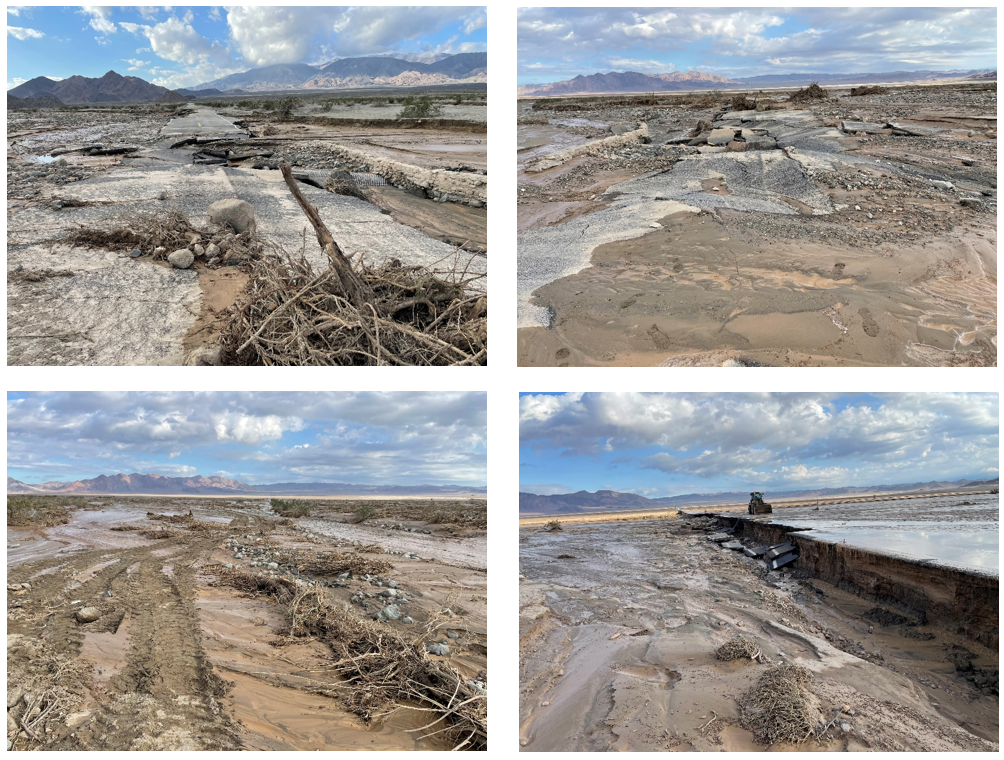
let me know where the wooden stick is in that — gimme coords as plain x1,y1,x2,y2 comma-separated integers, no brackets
279,162,376,312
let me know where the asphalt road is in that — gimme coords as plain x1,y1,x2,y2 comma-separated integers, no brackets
161,108,246,138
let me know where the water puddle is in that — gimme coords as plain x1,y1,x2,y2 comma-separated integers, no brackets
80,616,132,682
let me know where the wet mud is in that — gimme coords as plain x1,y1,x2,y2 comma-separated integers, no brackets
519,515,997,752
7,498,487,750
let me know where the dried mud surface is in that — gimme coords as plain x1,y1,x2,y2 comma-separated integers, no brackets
517,84,996,366
7,498,487,750
519,516,998,752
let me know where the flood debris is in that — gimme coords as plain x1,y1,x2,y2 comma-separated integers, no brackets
217,163,487,366
715,636,763,662
738,664,816,745
214,568,487,750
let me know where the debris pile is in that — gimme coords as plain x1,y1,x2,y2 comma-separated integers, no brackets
715,636,763,662
739,664,816,745
218,164,486,366
214,567,487,750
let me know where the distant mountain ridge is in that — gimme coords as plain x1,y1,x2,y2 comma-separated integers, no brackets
195,52,487,92
520,478,999,514
9,70,170,104
519,70,734,96
8,473,487,497
519,68,995,96
8,52,488,105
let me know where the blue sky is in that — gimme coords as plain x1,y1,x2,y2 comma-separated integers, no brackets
7,6,488,90
517,7,998,84
519,393,999,497
7,392,487,486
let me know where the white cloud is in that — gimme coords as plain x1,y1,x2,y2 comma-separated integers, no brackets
120,14,242,88
7,25,43,40
7,77,27,90
80,6,116,35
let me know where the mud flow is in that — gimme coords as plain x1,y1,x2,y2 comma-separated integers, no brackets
7,497,487,750
517,83,996,366
519,515,997,752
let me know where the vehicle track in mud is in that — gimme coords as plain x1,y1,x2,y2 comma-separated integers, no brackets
8,500,488,751
8,535,241,750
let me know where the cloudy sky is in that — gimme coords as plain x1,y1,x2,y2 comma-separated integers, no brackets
517,7,997,84
7,392,487,486
519,393,999,497
7,5,487,90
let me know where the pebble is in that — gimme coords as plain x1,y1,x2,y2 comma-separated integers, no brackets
129,248,143,258
426,642,450,656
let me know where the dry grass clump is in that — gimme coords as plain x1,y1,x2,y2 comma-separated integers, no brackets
848,85,888,97
739,664,814,745
544,520,562,532
270,548,393,576
219,252,486,366
716,636,762,662
7,635,93,750
788,82,828,103
213,568,486,749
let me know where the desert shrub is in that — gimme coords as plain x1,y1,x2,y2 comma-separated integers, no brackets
7,495,88,526
788,82,828,103
847,85,888,97
271,498,312,517
716,636,762,661
398,95,442,119
349,503,376,524
275,96,299,120
544,520,562,532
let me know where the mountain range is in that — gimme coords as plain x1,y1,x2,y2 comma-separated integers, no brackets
195,52,487,92
518,68,996,96
7,52,488,105
7,473,486,497
519,478,999,514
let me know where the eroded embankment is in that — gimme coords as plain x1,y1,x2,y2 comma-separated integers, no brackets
715,515,999,650
326,144,487,206
525,124,649,173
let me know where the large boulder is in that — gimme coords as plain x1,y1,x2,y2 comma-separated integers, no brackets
707,128,736,146
167,249,195,269
207,199,255,234
75,607,102,623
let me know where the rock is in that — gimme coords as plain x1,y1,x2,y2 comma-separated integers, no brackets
184,346,221,366
129,248,143,258
157,191,168,200
446,630,459,639
426,642,450,656
726,141,747,153
466,679,486,695
20,583,31,590
929,180,954,191
75,607,102,623
51,200,64,210
193,244,206,257
207,199,255,233
402,616,414,624
378,604,401,621
840,722,852,733
167,249,194,269
205,242,220,259
7,689,24,708
707,128,736,146
386,580,398,588
267,562,279,570
608,122,639,136
380,588,397,598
